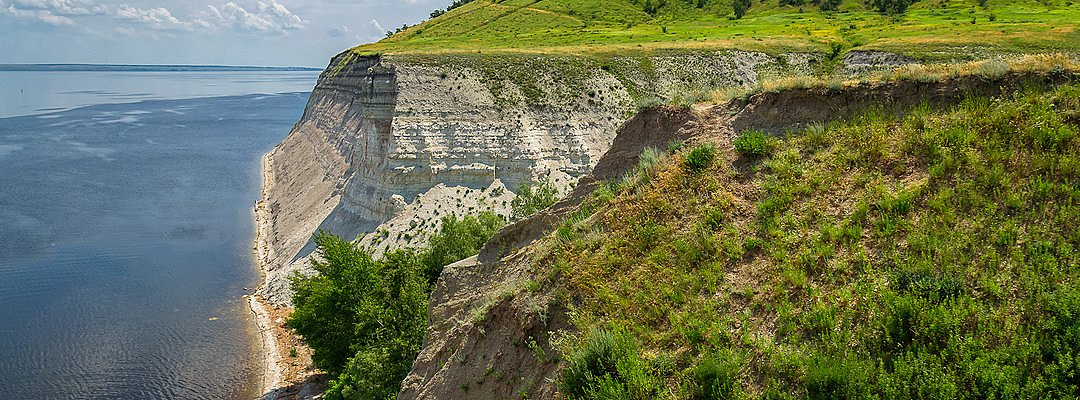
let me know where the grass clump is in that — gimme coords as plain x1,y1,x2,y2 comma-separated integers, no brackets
689,349,744,400
289,211,504,400
686,143,717,173
538,82,1080,399
733,130,774,157
560,327,664,400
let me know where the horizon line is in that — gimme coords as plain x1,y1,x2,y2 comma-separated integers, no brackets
0,63,324,71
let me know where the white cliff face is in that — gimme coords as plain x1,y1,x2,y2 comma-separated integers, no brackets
256,51,824,306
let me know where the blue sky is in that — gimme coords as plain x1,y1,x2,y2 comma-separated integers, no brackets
0,0,445,67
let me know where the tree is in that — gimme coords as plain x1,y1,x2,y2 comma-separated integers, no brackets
511,179,559,221
870,0,919,14
733,0,752,19
288,233,427,399
819,0,841,11
420,211,505,283
289,211,507,399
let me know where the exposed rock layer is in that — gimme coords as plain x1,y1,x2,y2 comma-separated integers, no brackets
256,50,823,306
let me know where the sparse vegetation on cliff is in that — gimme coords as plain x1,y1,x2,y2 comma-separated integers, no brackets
535,82,1080,399
288,212,505,399
512,179,559,221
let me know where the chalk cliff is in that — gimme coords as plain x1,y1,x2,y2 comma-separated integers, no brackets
255,50,824,307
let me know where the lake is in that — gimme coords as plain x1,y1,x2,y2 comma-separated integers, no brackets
0,69,319,399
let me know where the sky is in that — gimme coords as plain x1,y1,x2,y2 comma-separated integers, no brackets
0,0,447,67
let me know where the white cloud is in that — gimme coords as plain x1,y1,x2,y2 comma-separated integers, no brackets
7,0,106,15
0,0,310,34
116,4,189,30
195,1,308,34
1,4,76,26
370,18,383,33
327,24,351,37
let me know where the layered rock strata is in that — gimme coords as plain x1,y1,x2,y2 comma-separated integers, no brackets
256,50,823,306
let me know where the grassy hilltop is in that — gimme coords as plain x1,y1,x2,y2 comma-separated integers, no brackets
355,0,1080,57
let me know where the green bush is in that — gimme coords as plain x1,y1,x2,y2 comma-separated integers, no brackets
686,143,718,172
511,179,559,221
289,235,428,398
870,0,919,14
690,349,744,400
420,211,505,283
733,130,773,157
804,356,872,400
289,211,504,400
561,327,662,400
733,0,752,18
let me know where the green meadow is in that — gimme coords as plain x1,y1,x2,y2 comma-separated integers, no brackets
355,0,1080,58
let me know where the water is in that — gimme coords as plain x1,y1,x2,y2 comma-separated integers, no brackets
0,70,320,118
0,70,319,399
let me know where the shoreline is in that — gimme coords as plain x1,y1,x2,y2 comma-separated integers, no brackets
249,150,327,399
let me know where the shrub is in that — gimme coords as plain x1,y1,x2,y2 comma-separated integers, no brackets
734,130,773,156
686,143,718,172
870,0,919,14
420,211,505,283
290,211,504,400
733,0,752,19
561,327,662,400
819,0,842,11
511,179,559,221
289,235,428,399
805,356,873,400
690,349,744,400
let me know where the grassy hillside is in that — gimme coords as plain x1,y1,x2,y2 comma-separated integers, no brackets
530,81,1080,398
355,0,1080,58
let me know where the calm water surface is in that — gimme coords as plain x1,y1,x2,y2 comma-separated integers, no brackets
0,70,318,398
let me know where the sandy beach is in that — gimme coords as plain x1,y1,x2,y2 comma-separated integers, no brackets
250,152,327,400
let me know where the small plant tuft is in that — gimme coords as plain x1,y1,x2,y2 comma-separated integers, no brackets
734,130,774,156
686,143,718,172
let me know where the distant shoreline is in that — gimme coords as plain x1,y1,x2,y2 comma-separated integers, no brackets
0,64,323,72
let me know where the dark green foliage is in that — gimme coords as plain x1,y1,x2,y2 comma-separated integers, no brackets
733,130,773,156
289,234,427,398
870,0,919,14
511,179,559,221
690,350,744,399
733,0,752,18
804,356,873,400
427,0,474,20
819,0,842,11
686,143,718,172
828,42,845,59
420,211,505,283
642,0,669,15
289,211,505,400
561,327,663,400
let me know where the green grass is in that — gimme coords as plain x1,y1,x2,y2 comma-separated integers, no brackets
534,82,1080,398
354,0,1080,58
